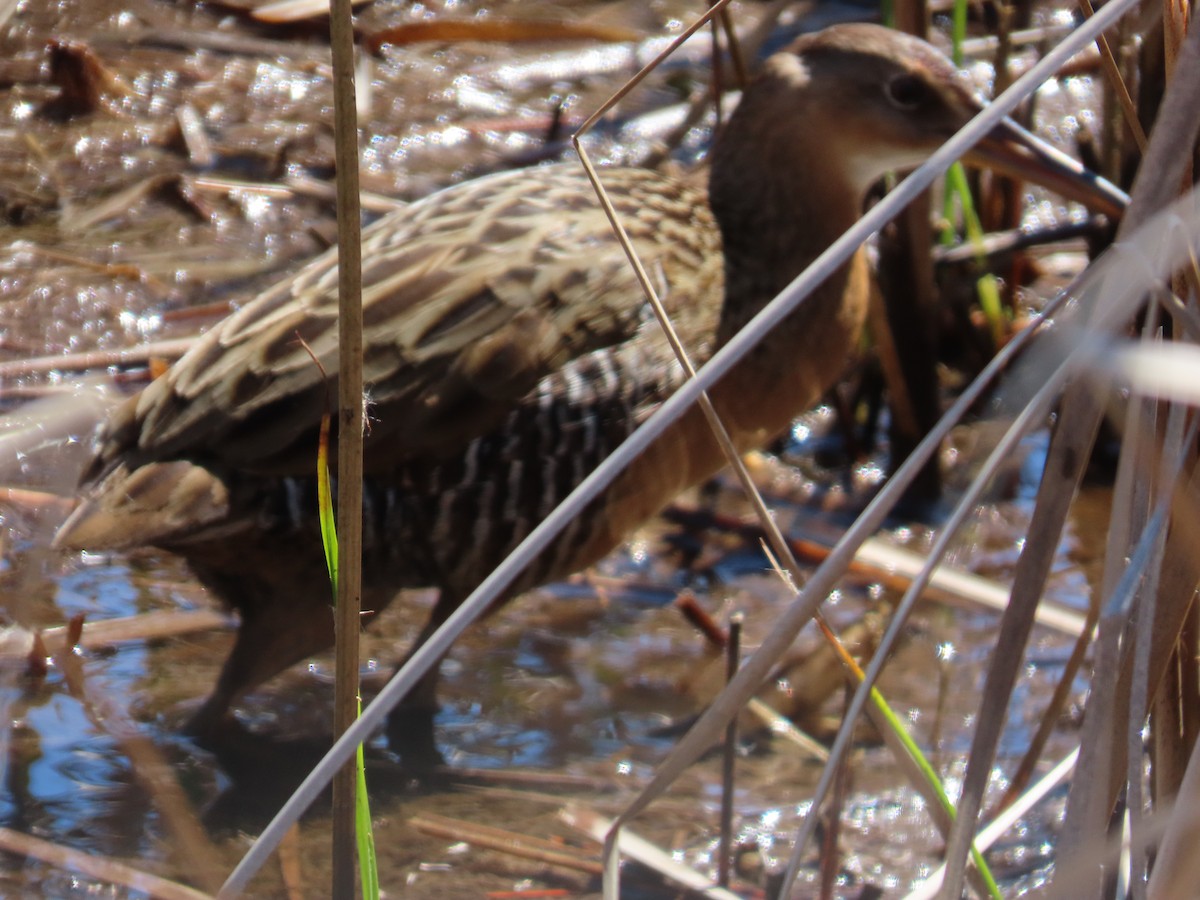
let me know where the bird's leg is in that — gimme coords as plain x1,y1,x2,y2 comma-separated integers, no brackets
184,674,244,742
183,575,337,744
383,590,460,770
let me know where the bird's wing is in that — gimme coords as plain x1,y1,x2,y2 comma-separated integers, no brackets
89,164,717,477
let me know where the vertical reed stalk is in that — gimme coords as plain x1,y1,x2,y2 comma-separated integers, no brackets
328,0,365,893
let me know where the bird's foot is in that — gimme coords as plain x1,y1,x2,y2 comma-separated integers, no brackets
385,705,447,773
180,694,251,750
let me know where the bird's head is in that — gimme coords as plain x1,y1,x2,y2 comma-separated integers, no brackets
711,23,1125,221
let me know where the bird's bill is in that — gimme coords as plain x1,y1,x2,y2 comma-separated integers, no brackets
965,117,1128,220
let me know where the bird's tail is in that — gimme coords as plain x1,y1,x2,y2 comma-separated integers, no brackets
53,459,235,552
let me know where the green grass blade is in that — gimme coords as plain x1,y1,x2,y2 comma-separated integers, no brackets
945,161,1007,346
356,697,379,900
950,0,967,65
866,683,1001,897
317,413,339,598
942,7,1006,347
317,412,378,897
816,612,1002,897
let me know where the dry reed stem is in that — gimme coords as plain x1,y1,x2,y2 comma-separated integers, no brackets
940,379,1104,893
251,0,374,24
5,244,172,293
277,174,406,212
1049,18,1200,893
717,615,739,888
0,487,77,512
446,767,619,792
0,609,230,664
865,278,923,451
277,824,305,900
92,24,325,59
0,825,212,900
174,104,214,168
326,0,364,890
672,505,1088,633
907,748,1079,899
992,586,1097,813
958,24,1073,56
53,618,225,893
61,175,178,235
1077,0,1148,153
819,712,852,899
560,805,742,900
409,813,602,876
1035,807,1173,899
1123,325,1191,896
1146,729,1200,898
1059,432,1200,893
0,338,194,381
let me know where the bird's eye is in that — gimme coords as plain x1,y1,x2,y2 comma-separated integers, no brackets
886,74,928,110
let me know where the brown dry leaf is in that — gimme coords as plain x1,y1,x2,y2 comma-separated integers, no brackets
278,823,304,900
44,38,133,118
365,18,640,54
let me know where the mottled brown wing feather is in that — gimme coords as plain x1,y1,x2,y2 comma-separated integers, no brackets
88,164,716,478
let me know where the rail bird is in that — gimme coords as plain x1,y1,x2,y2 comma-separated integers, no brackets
55,23,1124,765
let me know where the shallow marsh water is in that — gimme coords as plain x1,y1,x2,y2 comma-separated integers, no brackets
0,0,1109,896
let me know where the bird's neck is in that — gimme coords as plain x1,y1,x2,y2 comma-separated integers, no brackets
707,101,866,347
701,92,874,446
